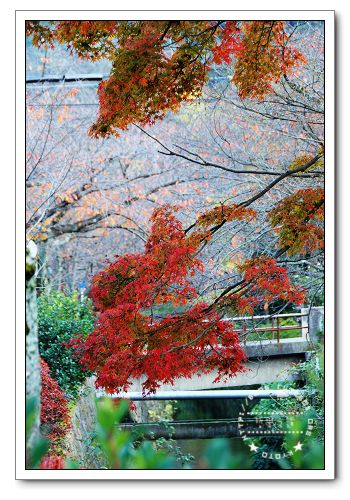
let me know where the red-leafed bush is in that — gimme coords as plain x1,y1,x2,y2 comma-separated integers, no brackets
40,358,71,451
40,453,65,469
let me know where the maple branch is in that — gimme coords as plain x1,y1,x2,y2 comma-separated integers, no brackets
27,179,96,228
279,259,324,272
210,280,246,307
69,225,147,243
104,225,147,242
207,250,291,310
207,194,324,307
162,20,225,48
240,153,323,207
205,153,323,240
48,209,148,241
26,104,54,181
26,159,76,233
49,213,108,236
225,97,323,126
167,325,214,353
136,125,322,178
159,21,173,41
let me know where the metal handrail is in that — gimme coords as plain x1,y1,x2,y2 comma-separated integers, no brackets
225,312,308,322
98,389,304,400
223,311,308,344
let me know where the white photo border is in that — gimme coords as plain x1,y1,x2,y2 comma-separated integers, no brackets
16,10,335,480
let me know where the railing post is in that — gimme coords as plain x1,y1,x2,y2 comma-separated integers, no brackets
301,309,308,339
277,316,280,344
301,306,324,343
243,320,247,345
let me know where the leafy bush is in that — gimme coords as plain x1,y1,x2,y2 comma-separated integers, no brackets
247,346,324,469
95,400,324,470
40,454,65,469
38,291,95,399
95,399,177,469
27,393,324,470
26,397,49,469
40,358,71,452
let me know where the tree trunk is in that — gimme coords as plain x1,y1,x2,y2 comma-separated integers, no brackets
26,241,41,465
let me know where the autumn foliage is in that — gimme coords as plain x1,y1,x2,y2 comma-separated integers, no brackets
268,188,324,255
27,20,306,137
196,203,256,228
68,205,307,395
40,358,71,451
40,454,65,470
231,21,306,99
89,21,215,138
27,19,320,399
233,257,306,315
69,206,250,394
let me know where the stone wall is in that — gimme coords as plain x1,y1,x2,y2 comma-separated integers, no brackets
68,377,107,469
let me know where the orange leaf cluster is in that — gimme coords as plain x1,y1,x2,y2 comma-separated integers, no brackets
232,21,306,100
27,20,307,137
196,203,256,228
233,256,306,315
212,21,242,64
89,22,214,137
268,187,324,255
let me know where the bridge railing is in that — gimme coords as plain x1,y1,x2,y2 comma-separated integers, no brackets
223,311,309,345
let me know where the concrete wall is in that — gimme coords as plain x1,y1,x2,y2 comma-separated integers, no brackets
128,355,303,394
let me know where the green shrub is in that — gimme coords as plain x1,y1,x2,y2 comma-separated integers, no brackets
96,399,177,469
247,346,324,469
38,291,95,399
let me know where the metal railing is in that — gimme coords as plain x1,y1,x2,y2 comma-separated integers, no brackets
223,312,309,345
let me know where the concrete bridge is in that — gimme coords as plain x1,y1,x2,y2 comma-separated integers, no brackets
125,307,324,393
90,307,324,438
